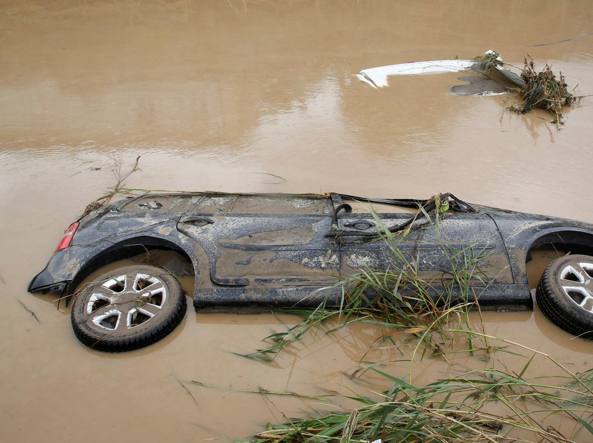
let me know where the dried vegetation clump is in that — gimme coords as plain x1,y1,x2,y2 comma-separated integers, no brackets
474,51,578,125
513,57,577,125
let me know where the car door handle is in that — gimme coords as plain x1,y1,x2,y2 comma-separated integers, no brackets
179,216,214,227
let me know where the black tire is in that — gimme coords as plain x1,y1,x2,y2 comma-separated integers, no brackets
536,254,593,339
71,265,186,351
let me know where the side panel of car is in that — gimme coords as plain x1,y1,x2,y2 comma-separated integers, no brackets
181,214,340,289
336,211,529,308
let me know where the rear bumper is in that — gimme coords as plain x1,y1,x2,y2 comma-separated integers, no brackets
28,268,69,294
27,248,81,294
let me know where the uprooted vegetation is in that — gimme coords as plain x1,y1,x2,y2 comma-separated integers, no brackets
513,58,577,124
234,200,593,442
246,365,593,442
474,51,578,126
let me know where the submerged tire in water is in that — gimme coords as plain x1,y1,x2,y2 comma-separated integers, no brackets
71,265,186,351
536,255,593,338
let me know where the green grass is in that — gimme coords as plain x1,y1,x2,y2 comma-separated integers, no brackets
242,364,593,442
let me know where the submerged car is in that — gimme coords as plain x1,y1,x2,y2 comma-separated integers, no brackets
29,192,593,351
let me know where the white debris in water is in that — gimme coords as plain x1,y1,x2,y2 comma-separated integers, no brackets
357,50,501,89
357,60,474,88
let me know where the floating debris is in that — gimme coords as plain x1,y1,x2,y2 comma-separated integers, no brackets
357,59,475,88
356,50,519,95
510,56,577,125
357,50,579,125
474,51,577,125
17,299,40,323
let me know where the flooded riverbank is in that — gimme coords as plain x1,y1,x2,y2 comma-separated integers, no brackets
2,1,593,441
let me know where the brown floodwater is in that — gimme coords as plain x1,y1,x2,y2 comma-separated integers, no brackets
2,1,593,441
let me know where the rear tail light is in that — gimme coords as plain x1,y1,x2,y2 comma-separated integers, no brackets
56,222,79,251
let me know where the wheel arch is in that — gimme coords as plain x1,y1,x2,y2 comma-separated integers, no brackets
527,229,593,259
524,228,593,286
66,235,197,294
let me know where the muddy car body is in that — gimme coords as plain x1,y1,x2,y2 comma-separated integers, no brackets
29,192,593,313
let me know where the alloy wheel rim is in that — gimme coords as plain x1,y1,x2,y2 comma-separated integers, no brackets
84,272,168,332
557,259,593,313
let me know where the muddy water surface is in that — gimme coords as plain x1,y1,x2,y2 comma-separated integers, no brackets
2,1,593,441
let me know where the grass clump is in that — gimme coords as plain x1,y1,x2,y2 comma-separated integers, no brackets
240,245,484,363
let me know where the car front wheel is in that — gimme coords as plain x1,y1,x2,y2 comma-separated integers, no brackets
71,265,186,351
536,254,593,338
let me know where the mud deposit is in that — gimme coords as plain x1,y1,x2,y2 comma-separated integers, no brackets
2,1,593,442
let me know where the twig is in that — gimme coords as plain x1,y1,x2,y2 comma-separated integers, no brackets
81,155,142,217
174,374,199,409
17,299,40,323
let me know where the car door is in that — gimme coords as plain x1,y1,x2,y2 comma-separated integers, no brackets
179,193,340,290
336,204,515,306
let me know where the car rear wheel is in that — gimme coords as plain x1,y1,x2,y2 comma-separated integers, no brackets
536,254,593,338
71,265,186,351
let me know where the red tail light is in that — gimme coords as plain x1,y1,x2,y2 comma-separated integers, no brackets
56,222,79,251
